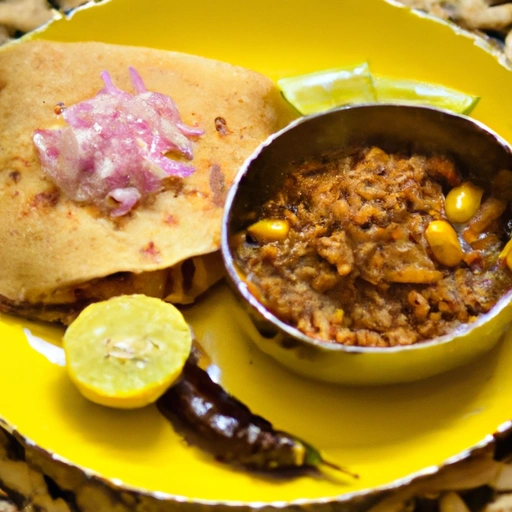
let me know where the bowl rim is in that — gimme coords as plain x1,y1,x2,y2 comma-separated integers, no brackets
221,103,512,355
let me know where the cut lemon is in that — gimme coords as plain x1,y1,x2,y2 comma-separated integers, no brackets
278,64,479,115
63,295,192,409
277,63,376,115
373,77,480,114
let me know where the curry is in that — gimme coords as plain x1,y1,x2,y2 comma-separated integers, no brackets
233,146,512,347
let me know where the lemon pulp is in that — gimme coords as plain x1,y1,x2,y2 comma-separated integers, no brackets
63,295,192,409
278,64,479,115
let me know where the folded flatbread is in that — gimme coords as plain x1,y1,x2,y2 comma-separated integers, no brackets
0,40,296,323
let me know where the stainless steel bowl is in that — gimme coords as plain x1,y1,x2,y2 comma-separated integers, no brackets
221,104,512,386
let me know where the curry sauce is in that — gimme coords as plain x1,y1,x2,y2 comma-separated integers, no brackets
233,146,512,347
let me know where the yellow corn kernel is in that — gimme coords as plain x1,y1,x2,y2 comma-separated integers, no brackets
425,220,463,267
334,309,345,324
445,181,484,224
247,219,290,243
499,238,512,260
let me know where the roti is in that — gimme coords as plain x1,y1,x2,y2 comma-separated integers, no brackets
0,40,296,322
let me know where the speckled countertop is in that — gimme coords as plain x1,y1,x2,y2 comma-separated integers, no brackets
0,0,97,44
397,0,512,62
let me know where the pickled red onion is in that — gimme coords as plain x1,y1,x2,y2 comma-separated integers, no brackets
33,68,203,216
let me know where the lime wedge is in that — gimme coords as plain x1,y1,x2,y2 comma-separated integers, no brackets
373,77,480,114
64,295,192,409
277,64,480,115
277,63,376,115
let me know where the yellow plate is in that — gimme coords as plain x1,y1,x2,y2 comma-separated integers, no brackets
3,0,512,506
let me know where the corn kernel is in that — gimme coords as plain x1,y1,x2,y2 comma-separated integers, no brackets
247,219,290,243
334,309,345,324
445,181,484,224
425,220,463,267
499,238,512,261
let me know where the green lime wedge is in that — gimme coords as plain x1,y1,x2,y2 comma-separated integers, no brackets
373,77,480,114
277,63,376,115
277,64,480,116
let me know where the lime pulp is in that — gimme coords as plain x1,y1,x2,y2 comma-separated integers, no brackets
277,63,479,115
63,295,192,409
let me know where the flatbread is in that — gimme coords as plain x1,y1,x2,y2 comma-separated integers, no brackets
0,40,296,315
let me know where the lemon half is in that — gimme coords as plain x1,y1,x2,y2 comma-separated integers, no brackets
64,295,192,409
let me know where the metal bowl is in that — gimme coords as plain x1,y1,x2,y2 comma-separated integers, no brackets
221,104,512,386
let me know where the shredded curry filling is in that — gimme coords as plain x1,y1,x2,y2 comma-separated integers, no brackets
233,146,512,347
0,252,224,326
